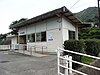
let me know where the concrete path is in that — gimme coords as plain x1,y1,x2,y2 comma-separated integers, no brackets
0,51,57,75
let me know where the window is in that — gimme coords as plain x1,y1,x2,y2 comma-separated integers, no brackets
32,34,35,42
27,31,46,42
36,31,46,42
69,30,75,40
36,33,41,42
41,32,46,42
28,33,35,42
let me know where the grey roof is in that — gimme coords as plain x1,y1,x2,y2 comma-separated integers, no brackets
9,6,91,29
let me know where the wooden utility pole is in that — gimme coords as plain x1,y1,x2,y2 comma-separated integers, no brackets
98,0,100,28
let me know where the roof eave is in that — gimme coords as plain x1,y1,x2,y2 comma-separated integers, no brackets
10,7,65,29
10,6,89,29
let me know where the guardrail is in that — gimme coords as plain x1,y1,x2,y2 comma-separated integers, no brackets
57,48,100,75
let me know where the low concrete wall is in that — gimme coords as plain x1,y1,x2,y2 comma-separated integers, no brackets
0,45,10,50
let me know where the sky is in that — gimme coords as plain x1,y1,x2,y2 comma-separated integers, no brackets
0,0,97,34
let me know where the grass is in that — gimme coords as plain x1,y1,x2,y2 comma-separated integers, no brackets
82,56,95,64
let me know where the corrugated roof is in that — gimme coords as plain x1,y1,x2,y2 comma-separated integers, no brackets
9,6,91,29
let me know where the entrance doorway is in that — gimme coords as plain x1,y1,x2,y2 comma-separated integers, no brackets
19,35,27,50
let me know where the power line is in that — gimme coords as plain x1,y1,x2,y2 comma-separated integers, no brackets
70,0,80,9
71,1,92,9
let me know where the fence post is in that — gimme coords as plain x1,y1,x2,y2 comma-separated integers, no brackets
69,56,72,74
65,55,68,75
57,48,60,75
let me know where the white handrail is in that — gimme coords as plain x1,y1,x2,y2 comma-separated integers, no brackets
59,48,100,60
59,64,87,75
59,72,65,75
59,56,100,71
57,48,100,75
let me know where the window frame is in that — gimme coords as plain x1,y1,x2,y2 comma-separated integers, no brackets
27,31,46,43
28,33,35,42
69,30,75,40
36,31,46,42
36,32,41,42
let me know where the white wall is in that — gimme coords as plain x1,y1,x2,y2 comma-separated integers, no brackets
11,36,18,49
18,17,61,34
36,21,46,33
62,17,76,42
27,29,62,52
27,42,47,52
19,27,26,35
62,29,68,42
47,29,62,52
17,17,77,52
62,18,75,31
0,45,10,50
46,17,62,52
11,36,17,44
27,24,35,34
47,17,61,30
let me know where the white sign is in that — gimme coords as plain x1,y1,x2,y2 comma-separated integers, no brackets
48,32,53,41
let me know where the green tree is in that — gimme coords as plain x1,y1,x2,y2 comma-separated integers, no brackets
79,28,100,39
10,18,28,26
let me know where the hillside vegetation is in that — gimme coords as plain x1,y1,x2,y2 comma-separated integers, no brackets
79,28,100,39
75,7,98,24
75,7,100,39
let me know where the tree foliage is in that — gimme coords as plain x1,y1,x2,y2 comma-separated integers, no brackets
10,18,28,26
79,28,100,39
84,39,100,56
0,34,7,39
63,39,100,68
64,40,84,69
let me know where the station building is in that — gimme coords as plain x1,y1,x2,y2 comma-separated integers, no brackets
9,6,90,53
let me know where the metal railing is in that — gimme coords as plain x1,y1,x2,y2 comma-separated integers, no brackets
11,44,47,55
57,48,100,75
29,45,47,54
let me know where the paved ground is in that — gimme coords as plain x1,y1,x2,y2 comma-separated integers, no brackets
0,51,57,75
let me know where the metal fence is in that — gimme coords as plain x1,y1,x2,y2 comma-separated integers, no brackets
11,44,47,55
57,48,100,75
30,45,47,54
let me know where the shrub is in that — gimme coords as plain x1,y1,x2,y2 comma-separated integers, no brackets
91,35,100,39
84,39,100,56
64,40,84,52
63,40,84,69
63,39,100,69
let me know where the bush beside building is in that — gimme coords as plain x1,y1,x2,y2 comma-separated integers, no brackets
63,39,100,69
